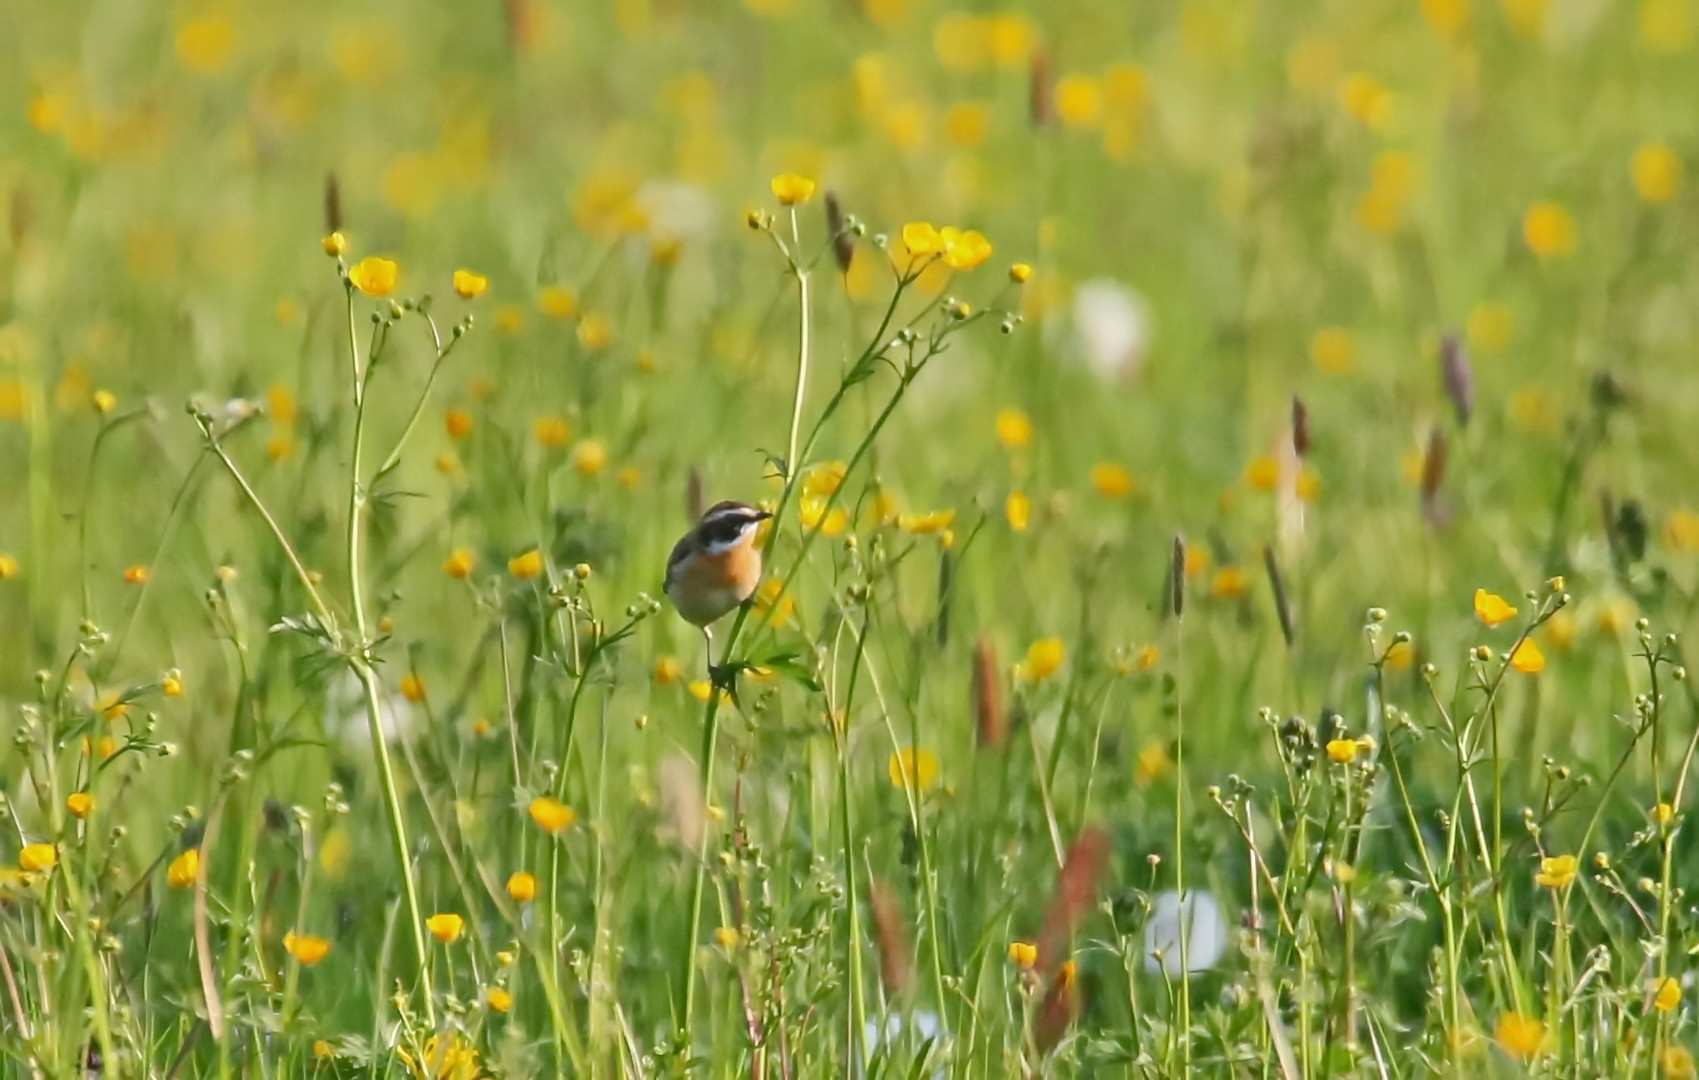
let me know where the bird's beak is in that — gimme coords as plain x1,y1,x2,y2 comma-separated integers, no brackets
756,509,774,520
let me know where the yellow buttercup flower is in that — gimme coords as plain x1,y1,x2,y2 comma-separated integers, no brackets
0,555,17,579
1510,638,1545,674
1005,491,1031,531
168,848,200,889
534,415,571,449
770,173,816,206
1466,303,1513,354
1009,262,1034,283
283,931,333,966
1654,976,1682,1012
162,669,184,697
176,15,236,72
653,656,683,684
1534,853,1577,889
444,548,475,579
66,792,95,819
1055,74,1103,128
1325,738,1358,764
1495,1012,1546,1060
899,510,955,535
1008,940,1038,969
539,286,578,319
348,256,400,297
1019,638,1066,682
487,987,514,1013
1473,589,1518,627
1210,566,1249,600
322,231,348,257
400,675,426,703
528,796,576,834
942,228,993,270
1244,457,1279,491
123,565,150,585
18,844,57,872
1310,328,1354,373
507,871,537,903
508,549,544,580
426,912,465,943
901,222,944,258
1522,202,1576,259
577,313,613,350
1091,463,1136,499
452,269,489,299
887,747,939,793
1632,142,1684,205
572,439,608,477
995,408,1034,449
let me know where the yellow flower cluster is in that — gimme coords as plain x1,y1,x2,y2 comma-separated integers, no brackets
900,223,993,270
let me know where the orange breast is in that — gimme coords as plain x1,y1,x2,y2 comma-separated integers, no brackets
668,541,764,626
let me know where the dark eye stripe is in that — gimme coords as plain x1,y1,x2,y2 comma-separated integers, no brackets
704,518,746,546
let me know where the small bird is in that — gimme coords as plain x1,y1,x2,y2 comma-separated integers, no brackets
665,500,772,675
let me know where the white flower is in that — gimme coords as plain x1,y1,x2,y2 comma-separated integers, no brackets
1143,889,1226,977
863,1010,943,1077
325,671,416,749
1071,278,1150,381
637,180,714,243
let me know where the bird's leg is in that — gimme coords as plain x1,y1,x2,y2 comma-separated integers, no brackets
702,625,725,690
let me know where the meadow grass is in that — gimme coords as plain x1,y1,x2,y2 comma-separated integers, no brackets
5,1,1699,1077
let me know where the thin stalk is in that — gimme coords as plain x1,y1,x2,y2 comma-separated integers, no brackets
341,287,435,1024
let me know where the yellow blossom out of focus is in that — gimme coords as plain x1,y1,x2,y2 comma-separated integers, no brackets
1467,304,1514,354
452,270,488,299
1006,491,1030,531
283,932,333,966
1055,75,1103,128
1641,0,1694,52
1339,74,1393,131
426,913,465,943
168,848,200,889
1008,940,1038,968
1523,202,1576,259
1510,639,1545,674
1633,142,1685,205
1474,589,1518,627
176,16,236,72
577,313,613,350
1535,853,1577,889
539,286,578,320
444,548,475,579
1091,463,1136,499
1310,328,1354,373
572,440,609,477
1654,976,1682,1012
507,871,537,903
534,416,571,449
770,173,816,206
996,408,1033,449
400,675,426,703
1421,0,1469,36
1210,566,1249,600
528,796,576,834
66,792,94,818
1018,638,1066,682
1326,739,1358,764
653,656,683,684
509,550,544,580
887,747,939,793
1667,510,1699,551
19,844,57,872
1134,741,1171,786
1495,1012,1546,1060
